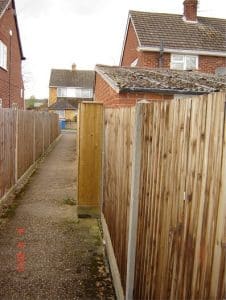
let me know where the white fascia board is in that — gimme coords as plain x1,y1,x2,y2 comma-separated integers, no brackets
0,0,11,19
138,46,226,57
119,14,141,65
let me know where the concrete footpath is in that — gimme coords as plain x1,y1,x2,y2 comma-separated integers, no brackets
0,132,115,299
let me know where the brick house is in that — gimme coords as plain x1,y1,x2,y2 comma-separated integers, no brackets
48,64,95,121
120,0,226,74
0,0,25,109
94,65,226,107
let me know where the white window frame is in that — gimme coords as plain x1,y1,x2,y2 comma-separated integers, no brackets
0,98,2,108
57,87,93,98
0,40,7,70
57,87,67,97
56,110,65,119
171,54,198,70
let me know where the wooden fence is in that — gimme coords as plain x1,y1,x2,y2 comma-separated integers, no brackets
77,102,103,209
103,107,135,290
0,109,59,199
102,92,226,299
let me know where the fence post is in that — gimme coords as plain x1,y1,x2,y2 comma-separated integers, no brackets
77,102,104,216
42,113,45,154
15,108,19,183
33,112,36,163
210,97,226,298
126,103,143,300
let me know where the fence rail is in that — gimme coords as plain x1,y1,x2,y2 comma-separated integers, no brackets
0,109,59,200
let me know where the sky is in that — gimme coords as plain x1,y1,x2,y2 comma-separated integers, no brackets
15,0,226,99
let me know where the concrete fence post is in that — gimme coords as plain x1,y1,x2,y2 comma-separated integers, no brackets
33,112,36,163
15,108,19,183
126,103,144,300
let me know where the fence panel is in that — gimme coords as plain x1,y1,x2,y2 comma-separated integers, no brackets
77,102,103,208
43,113,51,151
34,113,44,160
103,107,135,290
0,109,16,198
131,93,226,299
101,92,226,299
17,111,35,178
0,109,59,200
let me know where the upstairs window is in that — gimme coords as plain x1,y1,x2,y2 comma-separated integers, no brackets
57,88,67,97
57,87,93,98
55,110,65,119
0,40,7,70
171,54,198,70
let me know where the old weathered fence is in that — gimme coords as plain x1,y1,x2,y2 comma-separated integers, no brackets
77,92,226,299
0,109,59,200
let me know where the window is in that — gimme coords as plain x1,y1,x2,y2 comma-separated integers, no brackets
81,89,93,98
57,87,93,98
57,88,67,97
171,54,198,70
0,40,7,70
0,98,2,108
56,110,65,119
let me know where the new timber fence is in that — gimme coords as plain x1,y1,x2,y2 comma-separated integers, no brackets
0,109,59,200
77,92,226,299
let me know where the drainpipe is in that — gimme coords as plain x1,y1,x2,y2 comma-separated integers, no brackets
9,29,13,108
159,40,164,68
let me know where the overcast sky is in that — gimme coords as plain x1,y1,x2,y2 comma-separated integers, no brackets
16,0,226,99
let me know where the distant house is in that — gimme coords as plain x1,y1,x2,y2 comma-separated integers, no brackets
94,65,226,107
0,0,25,108
48,64,95,120
120,0,226,74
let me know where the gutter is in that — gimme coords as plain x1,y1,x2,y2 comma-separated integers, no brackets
138,46,226,58
119,86,216,95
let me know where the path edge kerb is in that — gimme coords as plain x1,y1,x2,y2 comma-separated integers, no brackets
0,134,62,208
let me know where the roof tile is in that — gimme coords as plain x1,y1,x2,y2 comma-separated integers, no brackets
49,69,95,88
130,10,226,53
96,65,226,95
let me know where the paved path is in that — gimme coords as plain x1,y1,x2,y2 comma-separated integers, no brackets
0,132,115,299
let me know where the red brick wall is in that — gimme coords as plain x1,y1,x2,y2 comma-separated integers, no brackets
121,21,226,73
138,52,171,68
133,51,226,74
0,2,24,109
199,55,226,74
183,0,198,22
94,73,173,107
121,20,139,67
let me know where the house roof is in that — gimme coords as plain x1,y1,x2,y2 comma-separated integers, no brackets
128,10,226,55
0,0,9,15
0,0,25,60
49,69,95,88
95,65,226,95
48,98,85,110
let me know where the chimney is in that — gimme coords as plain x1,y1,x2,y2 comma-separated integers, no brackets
72,63,76,71
183,0,198,22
